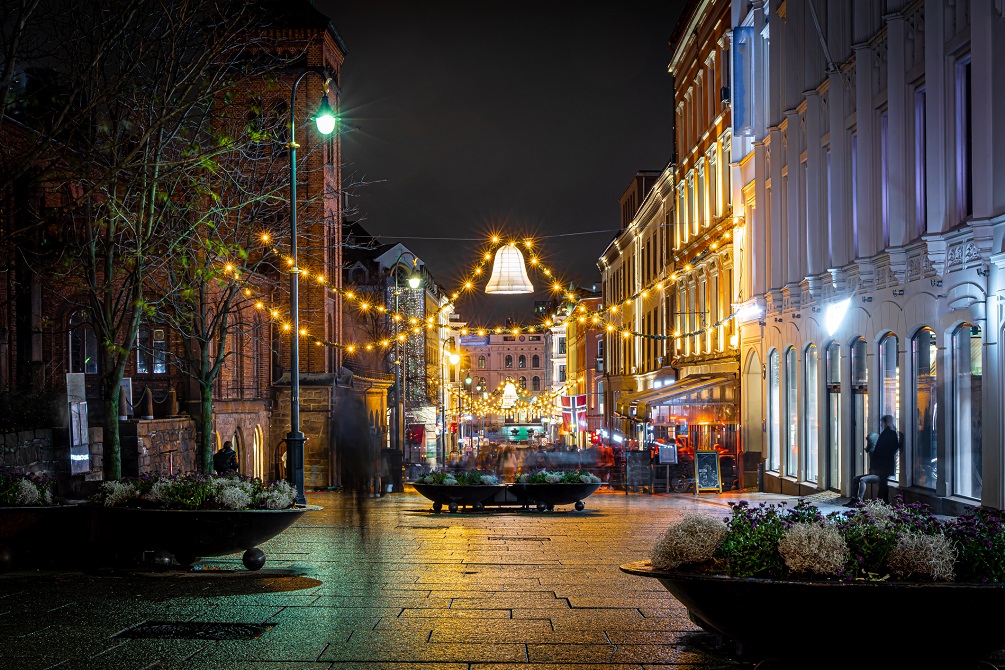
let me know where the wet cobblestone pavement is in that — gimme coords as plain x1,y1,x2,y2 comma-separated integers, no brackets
1,488,1002,669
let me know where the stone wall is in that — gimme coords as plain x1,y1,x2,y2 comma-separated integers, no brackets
119,417,198,477
0,428,60,475
273,385,333,489
212,399,271,480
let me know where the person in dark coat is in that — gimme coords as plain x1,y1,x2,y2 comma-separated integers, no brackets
335,395,372,515
213,440,238,474
847,414,902,505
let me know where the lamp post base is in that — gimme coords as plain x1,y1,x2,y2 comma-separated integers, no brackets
285,430,307,506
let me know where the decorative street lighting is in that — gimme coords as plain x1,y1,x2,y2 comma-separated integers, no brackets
390,250,422,475
286,69,337,506
439,339,460,467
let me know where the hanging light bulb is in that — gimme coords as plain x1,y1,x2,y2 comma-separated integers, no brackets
485,244,534,294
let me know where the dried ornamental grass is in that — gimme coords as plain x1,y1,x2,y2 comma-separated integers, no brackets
651,513,727,569
778,522,848,577
886,531,957,582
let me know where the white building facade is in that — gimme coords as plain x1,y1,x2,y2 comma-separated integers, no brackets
732,0,1005,513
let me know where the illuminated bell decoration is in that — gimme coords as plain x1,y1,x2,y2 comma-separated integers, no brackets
501,382,518,409
485,244,534,294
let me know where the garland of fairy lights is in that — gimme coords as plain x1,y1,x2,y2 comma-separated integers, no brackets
219,230,739,351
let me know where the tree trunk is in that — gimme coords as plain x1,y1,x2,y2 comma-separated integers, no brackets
199,380,214,474
102,384,121,481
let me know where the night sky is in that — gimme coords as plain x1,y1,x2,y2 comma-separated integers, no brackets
317,1,684,326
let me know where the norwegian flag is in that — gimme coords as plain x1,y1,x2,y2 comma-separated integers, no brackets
561,394,588,432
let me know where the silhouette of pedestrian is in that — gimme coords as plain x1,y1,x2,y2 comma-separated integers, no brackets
334,395,372,520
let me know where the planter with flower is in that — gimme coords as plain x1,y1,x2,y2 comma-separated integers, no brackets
88,473,307,571
621,498,1005,667
0,471,73,570
513,470,602,511
412,471,504,513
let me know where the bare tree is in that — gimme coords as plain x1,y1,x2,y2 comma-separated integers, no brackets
5,0,288,479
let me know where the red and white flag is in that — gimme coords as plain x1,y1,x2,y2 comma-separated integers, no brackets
561,394,587,432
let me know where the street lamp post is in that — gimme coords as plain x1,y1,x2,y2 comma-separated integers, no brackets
286,70,337,506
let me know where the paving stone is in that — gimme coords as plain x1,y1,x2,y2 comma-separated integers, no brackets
3,489,993,669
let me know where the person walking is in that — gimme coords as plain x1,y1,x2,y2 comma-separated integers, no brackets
846,414,902,505
500,445,518,484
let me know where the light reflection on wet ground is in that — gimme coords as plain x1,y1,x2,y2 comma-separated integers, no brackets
1,488,1000,669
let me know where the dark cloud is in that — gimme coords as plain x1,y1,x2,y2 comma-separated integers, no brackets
320,1,683,325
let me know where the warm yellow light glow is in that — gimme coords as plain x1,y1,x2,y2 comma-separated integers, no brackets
491,236,500,244
359,303,369,310
494,327,503,334
393,314,402,322
377,306,386,313
301,269,309,279
545,319,553,327
607,324,616,332
544,269,551,276
684,264,692,272
283,323,291,331
621,330,631,339
225,264,234,273
461,328,469,336
366,344,374,351
299,328,307,336
271,310,279,318
530,257,538,265
464,281,473,289
674,330,681,337
553,282,562,291
409,316,419,325
397,334,406,342
474,268,482,275
346,345,356,354
287,258,294,266
317,275,325,283
671,273,679,281
484,252,492,261
255,301,263,309
478,329,486,336
381,339,390,347
244,288,252,296
610,305,618,313
261,233,270,243
641,290,649,298
451,292,459,299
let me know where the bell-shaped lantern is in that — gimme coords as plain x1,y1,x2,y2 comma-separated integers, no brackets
501,381,519,409
485,244,534,294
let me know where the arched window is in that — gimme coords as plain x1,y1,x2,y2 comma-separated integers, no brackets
519,376,527,389
912,328,937,489
953,323,982,500
826,342,842,489
532,376,541,391
518,355,527,368
850,337,869,482
477,355,486,369
350,268,366,284
505,355,513,368
532,354,540,368
785,346,798,478
768,349,780,472
879,333,900,480
69,312,98,374
804,344,819,483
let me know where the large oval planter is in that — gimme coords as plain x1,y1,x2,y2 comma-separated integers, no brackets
87,505,310,571
412,484,505,513
620,560,1005,667
513,482,601,511
0,505,82,570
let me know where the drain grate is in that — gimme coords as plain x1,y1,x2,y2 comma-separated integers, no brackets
487,536,551,542
116,621,274,640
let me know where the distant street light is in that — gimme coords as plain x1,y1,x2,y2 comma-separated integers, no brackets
286,69,337,506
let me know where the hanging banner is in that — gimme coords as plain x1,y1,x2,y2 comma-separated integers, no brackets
732,26,755,137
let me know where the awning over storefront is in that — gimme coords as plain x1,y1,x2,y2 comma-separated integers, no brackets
637,374,736,420
615,385,668,418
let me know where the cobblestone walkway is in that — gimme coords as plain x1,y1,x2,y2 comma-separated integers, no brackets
0,488,998,669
